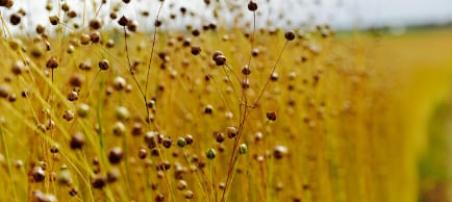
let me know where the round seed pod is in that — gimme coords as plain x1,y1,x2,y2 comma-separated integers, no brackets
107,168,120,183
115,106,130,121
77,103,90,118
226,126,238,138
98,59,110,70
215,132,225,143
32,166,46,182
90,31,100,43
49,15,60,25
248,1,258,11
191,46,201,55
10,13,21,25
138,148,147,159
89,19,102,30
91,174,106,189
266,111,277,121
108,147,123,164
162,137,172,149
184,134,193,145
273,145,288,159
184,190,194,199
239,143,248,154
177,137,187,148
285,31,295,41
206,148,216,160
70,132,85,150
46,57,58,69
118,16,129,26
112,122,126,136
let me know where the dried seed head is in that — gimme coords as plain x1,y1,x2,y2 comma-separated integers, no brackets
89,19,102,30
98,59,110,70
215,132,225,143
32,166,46,182
108,147,124,164
191,46,201,55
49,15,60,25
162,137,173,149
10,13,21,25
0,0,14,8
138,148,147,159
118,16,129,26
113,76,127,91
184,190,194,199
11,60,25,75
204,105,213,114
248,1,258,11
241,65,251,75
226,126,238,138
285,31,295,41
266,111,277,121
184,134,194,145
70,132,85,150
273,145,288,159
46,57,58,69
92,174,106,189
67,90,78,102
112,122,126,136
90,31,101,43
107,168,120,183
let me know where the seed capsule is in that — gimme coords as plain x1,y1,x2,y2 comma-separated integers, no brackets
92,174,106,189
118,16,129,26
177,137,187,148
206,148,216,160
98,59,110,70
10,13,21,25
285,31,295,41
226,126,238,138
77,103,90,118
273,145,288,159
266,111,277,121
46,57,59,69
32,166,46,182
70,132,85,150
108,147,124,164
248,1,258,11
239,144,248,154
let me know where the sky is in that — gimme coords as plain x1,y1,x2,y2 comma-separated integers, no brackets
6,0,452,31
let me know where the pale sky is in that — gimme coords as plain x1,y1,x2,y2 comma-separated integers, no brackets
5,0,452,31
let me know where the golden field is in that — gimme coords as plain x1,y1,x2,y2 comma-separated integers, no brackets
0,3,451,201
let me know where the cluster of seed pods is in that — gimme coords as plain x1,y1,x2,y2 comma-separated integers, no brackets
0,0,340,201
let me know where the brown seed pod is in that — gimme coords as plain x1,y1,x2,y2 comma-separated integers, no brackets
118,16,129,26
70,132,85,150
98,59,110,70
191,46,201,55
10,13,21,25
46,57,59,69
89,19,102,30
226,126,238,138
248,1,258,11
108,147,124,164
285,31,295,41
91,174,106,189
266,111,277,121
0,0,14,8
273,145,288,159
32,166,46,182
49,15,60,25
